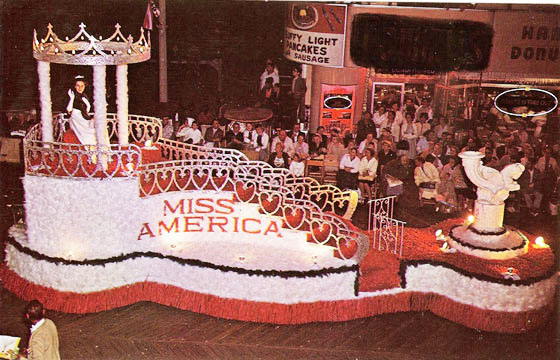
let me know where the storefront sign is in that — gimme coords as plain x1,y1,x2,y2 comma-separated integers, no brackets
494,88,558,117
320,84,355,132
349,14,493,73
487,12,560,76
284,3,347,68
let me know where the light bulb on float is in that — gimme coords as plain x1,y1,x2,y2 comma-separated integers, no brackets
533,236,549,249
466,215,475,224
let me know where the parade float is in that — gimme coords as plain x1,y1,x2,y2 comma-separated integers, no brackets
0,23,556,334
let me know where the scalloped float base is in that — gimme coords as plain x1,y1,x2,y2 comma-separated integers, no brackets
449,225,529,260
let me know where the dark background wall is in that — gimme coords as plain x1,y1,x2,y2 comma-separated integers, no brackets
0,0,286,115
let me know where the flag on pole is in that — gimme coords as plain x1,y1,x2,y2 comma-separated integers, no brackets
143,1,153,31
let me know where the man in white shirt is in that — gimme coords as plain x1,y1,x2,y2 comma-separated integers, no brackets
260,62,280,90
337,147,360,190
183,121,202,145
414,113,431,137
253,124,270,161
271,129,295,156
243,123,257,147
372,105,387,138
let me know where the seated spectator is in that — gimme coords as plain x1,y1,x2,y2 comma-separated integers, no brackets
416,129,434,156
343,124,359,148
518,158,543,216
288,123,306,143
414,112,431,135
294,133,309,159
175,118,191,142
204,119,224,148
435,170,457,213
162,116,174,140
253,124,270,161
429,142,445,170
268,142,290,169
383,154,412,198
289,153,305,177
183,121,203,145
309,133,327,158
327,134,346,162
225,122,244,150
414,155,440,203
358,132,377,156
271,129,295,157
315,126,329,148
243,123,257,148
337,146,360,190
358,147,378,202
377,140,396,173
381,110,401,143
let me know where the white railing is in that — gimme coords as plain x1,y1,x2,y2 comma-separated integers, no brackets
23,114,369,261
368,196,406,257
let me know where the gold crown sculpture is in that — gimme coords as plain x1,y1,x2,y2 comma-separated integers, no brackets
33,23,150,65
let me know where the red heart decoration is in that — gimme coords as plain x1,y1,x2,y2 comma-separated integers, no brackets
140,172,157,196
336,238,358,260
235,181,255,202
311,222,332,243
211,175,228,191
260,193,281,214
193,173,209,189
284,207,305,229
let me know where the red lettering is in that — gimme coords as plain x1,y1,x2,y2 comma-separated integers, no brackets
263,220,281,237
163,199,184,216
195,198,215,213
184,216,203,232
158,218,179,235
216,198,235,214
137,223,155,240
208,216,228,232
186,198,193,214
242,218,260,234
232,216,239,232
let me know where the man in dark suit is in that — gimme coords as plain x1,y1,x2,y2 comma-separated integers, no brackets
290,66,307,126
203,119,224,147
225,122,244,150
288,123,306,143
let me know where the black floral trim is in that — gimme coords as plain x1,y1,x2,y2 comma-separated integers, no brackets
466,224,507,236
448,225,528,252
7,237,359,282
399,259,556,288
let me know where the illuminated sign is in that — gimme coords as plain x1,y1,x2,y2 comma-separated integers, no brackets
494,88,558,117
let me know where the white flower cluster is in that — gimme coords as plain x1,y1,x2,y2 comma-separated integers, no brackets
404,263,557,312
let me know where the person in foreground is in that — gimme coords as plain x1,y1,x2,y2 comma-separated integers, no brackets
20,300,60,360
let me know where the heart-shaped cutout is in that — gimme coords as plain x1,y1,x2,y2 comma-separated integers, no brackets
336,238,358,260
235,181,256,202
284,206,305,229
259,192,281,214
310,221,332,244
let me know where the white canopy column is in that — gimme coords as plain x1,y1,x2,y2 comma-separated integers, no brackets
93,65,109,147
37,60,53,143
116,64,129,145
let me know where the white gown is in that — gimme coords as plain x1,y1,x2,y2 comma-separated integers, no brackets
67,92,96,145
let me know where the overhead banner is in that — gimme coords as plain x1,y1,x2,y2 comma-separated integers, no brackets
284,3,347,68
487,11,560,77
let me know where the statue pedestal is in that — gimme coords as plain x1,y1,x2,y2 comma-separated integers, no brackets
471,201,504,232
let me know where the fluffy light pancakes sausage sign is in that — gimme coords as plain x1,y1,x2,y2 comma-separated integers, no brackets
284,3,347,68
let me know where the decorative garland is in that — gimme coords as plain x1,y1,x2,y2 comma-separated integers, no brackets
6,237,359,282
398,259,556,289
449,225,528,252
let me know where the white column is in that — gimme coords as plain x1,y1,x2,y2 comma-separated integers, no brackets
93,65,108,147
37,61,53,143
116,64,128,145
